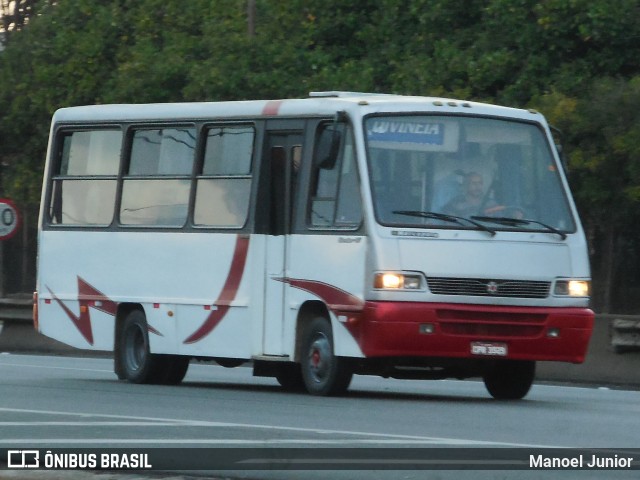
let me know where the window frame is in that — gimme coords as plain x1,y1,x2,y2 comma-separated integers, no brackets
306,120,364,232
118,123,197,229
191,123,257,230
43,118,364,237
362,112,578,234
46,125,123,228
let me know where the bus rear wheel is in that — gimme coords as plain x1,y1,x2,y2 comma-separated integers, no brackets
483,360,535,400
158,355,190,385
117,309,188,385
300,317,352,396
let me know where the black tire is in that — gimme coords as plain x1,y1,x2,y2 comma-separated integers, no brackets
157,355,190,385
117,309,167,384
114,346,127,380
483,360,536,400
215,358,246,368
275,363,306,392
300,317,352,396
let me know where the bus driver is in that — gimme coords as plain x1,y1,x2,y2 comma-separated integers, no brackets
444,171,492,217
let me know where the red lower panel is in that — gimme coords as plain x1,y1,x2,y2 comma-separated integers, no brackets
350,302,594,363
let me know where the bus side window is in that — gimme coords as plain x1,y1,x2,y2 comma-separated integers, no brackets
120,127,195,227
309,123,362,229
48,130,121,226
193,125,255,228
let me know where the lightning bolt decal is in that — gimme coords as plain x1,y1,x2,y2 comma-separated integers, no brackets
47,236,250,346
47,276,117,345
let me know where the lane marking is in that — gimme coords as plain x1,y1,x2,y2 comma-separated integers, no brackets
2,355,639,394
0,362,111,373
0,438,546,446
0,422,190,426
0,407,561,448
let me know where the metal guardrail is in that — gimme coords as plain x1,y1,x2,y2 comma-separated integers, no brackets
607,314,640,353
0,296,32,323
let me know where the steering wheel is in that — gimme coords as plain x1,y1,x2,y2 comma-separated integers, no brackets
482,205,527,219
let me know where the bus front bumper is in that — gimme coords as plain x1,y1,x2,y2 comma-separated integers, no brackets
350,301,594,363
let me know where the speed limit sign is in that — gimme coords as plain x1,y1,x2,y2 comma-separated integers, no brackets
0,199,21,241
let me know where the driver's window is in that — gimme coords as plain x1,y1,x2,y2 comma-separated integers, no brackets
309,123,362,229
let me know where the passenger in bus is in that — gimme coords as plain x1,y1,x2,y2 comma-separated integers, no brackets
444,171,494,217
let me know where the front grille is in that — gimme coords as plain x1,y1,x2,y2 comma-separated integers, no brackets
440,323,544,338
427,277,551,299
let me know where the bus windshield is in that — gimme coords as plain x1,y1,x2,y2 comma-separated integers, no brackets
365,115,576,234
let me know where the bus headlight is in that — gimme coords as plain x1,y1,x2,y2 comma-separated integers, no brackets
374,272,423,290
554,280,590,297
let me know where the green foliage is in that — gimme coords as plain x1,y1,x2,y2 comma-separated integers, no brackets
530,76,640,310
537,77,640,220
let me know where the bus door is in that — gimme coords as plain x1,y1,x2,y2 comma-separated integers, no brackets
262,127,303,355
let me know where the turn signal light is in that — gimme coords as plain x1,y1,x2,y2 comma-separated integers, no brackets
32,291,39,331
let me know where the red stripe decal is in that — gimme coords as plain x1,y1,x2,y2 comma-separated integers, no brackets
262,100,283,116
183,235,250,344
147,324,163,337
276,277,364,341
47,277,118,345
77,277,118,316
276,278,364,311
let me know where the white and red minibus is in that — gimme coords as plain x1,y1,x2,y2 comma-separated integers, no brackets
34,92,594,399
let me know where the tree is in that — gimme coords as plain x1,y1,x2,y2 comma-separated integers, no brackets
533,78,640,312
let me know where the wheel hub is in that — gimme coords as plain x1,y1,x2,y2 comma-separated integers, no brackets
308,333,331,383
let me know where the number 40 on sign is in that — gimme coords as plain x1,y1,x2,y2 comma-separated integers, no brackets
0,199,20,241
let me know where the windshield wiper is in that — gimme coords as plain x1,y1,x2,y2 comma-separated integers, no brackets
471,215,567,240
393,210,496,236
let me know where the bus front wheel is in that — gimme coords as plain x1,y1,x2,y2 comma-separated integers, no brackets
275,363,306,391
483,360,535,400
300,317,352,396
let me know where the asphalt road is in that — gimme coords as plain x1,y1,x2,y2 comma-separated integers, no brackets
1,353,639,480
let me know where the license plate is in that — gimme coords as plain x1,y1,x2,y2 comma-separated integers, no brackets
471,342,508,356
